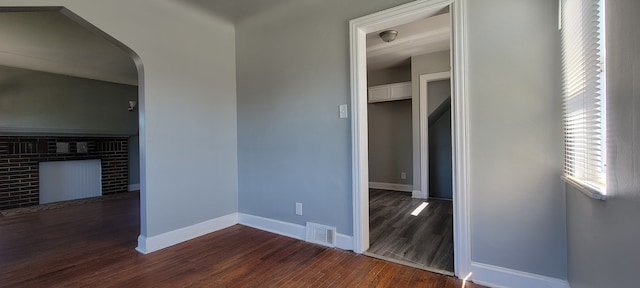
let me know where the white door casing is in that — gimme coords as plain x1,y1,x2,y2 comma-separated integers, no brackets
349,0,471,278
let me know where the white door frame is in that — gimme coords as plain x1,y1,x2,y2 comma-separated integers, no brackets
419,72,451,199
349,0,471,277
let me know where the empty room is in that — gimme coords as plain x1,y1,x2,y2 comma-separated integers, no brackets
0,0,638,287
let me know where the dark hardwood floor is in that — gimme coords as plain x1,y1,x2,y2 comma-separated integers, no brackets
368,189,454,274
0,193,481,287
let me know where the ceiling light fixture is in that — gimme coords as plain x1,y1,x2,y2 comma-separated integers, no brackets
379,30,398,42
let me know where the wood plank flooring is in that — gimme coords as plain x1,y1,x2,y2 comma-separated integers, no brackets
0,193,482,287
368,189,454,274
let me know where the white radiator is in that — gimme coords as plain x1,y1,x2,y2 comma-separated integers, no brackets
39,159,102,204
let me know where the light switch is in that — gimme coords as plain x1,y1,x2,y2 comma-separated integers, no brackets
339,104,348,118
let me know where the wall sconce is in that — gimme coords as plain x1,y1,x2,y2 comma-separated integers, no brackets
379,30,398,42
128,100,137,111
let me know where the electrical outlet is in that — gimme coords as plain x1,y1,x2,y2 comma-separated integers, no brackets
401,172,407,179
296,202,303,216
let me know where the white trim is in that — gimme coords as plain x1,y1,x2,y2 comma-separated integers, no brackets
418,71,451,200
349,4,370,254
451,0,472,278
128,183,140,191
471,262,570,288
350,0,471,278
136,213,238,254
349,0,454,256
369,182,413,192
412,189,423,198
239,213,305,240
563,175,606,200
135,212,356,254
335,233,354,251
238,213,354,251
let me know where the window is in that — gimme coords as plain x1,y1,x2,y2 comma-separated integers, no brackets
560,0,606,199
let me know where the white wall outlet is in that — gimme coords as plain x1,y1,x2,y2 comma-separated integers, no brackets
339,104,348,118
296,202,303,216
401,172,407,179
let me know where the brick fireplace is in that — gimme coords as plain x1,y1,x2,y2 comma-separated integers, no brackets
0,136,130,210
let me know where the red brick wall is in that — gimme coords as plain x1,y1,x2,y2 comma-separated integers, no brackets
0,136,129,210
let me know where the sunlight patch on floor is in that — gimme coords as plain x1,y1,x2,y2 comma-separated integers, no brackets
410,202,429,216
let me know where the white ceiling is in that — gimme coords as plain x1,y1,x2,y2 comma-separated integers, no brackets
366,12,451,71
0,11,138,85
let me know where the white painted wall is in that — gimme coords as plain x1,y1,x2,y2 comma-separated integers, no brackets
0,0,238,239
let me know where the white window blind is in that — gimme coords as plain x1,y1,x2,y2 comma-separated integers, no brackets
560,0,606,197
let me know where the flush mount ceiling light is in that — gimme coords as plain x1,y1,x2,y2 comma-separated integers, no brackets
379,30,398,42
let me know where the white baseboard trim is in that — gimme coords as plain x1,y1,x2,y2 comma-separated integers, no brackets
238,213,354,251
412,189,427,199
238,213,305,240
369,182,413,192
335,233,354,251
471,262,570,288
136,212,238,254
128,183,140,191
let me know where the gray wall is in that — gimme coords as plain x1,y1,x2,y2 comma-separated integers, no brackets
367,66,411,86
567,1,640,287
428,80,451,200
367,66,412,185
237,0,415,235
0,0,239,238
410,51,450,191
237,0,568,279
467,0,566,278
368,100,412,185
0,65,137,135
